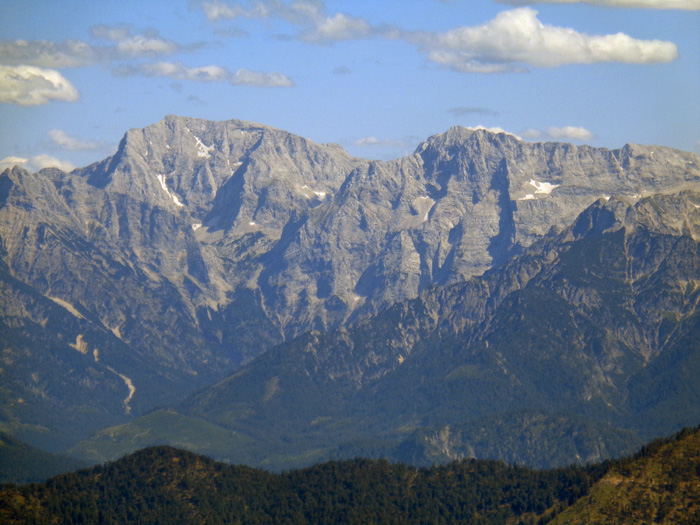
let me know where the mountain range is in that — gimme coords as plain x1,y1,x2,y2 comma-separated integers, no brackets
1,115,699,471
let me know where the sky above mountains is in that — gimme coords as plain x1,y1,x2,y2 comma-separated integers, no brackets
1,0,698,171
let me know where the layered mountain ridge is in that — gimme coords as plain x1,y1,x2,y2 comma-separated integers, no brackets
1,115,699,464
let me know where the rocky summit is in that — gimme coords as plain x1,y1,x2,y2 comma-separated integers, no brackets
1,115,700,459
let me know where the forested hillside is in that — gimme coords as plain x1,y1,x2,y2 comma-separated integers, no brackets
2,425,698,524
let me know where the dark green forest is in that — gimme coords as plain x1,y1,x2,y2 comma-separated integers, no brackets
3,424,699,524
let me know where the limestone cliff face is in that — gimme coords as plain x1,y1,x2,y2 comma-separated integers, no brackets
1,116,700,450
168,191,700,471
4,117,700,361
72,119,700,341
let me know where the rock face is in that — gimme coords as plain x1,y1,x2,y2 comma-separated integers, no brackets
70,191,700,469
1,115,699,451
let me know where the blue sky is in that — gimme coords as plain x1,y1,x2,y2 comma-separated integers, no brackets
1,0,699,171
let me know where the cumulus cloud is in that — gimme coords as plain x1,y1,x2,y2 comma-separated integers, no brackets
496,0,700,9
201,0,386,43
91,25,180,57
124,61,229,82
411,7,678,73
115,35,179,57
49,129,103,151
0,28,179,70
0,154,76,172
0,156,29,171
116,61,293,87
548,126,594,141
0,39,97,68
202,0,321,23
30,154,76,172
202,0,254,21
0,65,79,106
301,12,373,42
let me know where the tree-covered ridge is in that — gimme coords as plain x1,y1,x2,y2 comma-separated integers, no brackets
3,425,699,524
0,446,601,524
551,425,700,524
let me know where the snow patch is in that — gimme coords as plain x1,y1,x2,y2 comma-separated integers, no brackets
192,223,202,231
519,194,536,201
185,126,214,158
297,184,329,200
156,174,185,207
249,221,256,226
529,179,560,195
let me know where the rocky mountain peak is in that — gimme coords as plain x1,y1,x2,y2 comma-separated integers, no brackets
3,116,700,459
6,118,700,345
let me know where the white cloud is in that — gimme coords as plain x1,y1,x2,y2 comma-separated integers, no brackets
201,0,383,43
0,28,179,70
466,125,522,139
0,65,79,106
1,154,76,172
202,0,322,23
412,7,678,73
202,0,254,21
232,68,294,86
547,126,594,141
301,13,373,42
520,126,594,142
0,39,97,68
135,61,229,82
496,0,700,9
521,128,544,140
354,136,410,148
31,154,76,172
115,35,179,57
117,61,293,87
0,156,29,171
49,129,103,151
